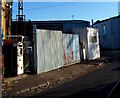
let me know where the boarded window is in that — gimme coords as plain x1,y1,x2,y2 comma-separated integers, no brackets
89,36,97,43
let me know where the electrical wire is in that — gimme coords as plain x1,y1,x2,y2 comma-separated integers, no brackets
12,2,73,13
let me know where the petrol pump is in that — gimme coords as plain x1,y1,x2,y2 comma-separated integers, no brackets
17,42,23,75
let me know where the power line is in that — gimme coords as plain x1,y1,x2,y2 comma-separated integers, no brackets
12,2,73,13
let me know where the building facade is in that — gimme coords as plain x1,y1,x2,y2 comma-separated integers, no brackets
93,16,120,49
32,20,90,33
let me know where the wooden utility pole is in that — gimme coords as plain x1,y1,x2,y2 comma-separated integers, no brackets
16,0,25,35
2,1,6,39
0,4,1,92
1,0,13,40
1,0,13,81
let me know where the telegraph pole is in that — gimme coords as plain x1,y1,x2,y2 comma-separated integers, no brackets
16,0,25,35
1,0,13,40
1,0,13,81
18,0,23,21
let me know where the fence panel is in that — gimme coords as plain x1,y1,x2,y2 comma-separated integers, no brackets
36,29,64,74
62,33,81,65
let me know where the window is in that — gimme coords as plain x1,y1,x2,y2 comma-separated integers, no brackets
89,36,97,43
102,24,106,35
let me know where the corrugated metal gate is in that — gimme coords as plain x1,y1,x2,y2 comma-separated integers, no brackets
35,29,64,74
62,33,81,65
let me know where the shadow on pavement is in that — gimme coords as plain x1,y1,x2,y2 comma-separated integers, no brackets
65,81,118,98
33,80,118,98
112,67,120,71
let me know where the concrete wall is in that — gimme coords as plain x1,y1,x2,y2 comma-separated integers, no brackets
34,29,64,74
93,17,120,49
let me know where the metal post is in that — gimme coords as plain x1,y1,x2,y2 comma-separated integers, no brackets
18,0,23,21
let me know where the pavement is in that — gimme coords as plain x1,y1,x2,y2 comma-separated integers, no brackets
2,50,118,97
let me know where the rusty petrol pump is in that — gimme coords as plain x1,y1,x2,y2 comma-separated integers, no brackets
17,42,23,75
3,35,24,77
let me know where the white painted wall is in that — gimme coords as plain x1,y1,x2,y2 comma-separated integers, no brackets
74,27,100,60
87,28,100,60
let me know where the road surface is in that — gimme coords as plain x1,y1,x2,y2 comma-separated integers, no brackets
35,51,120,98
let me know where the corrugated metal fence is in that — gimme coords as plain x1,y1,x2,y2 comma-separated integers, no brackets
62,33,81,65
34,29,81,74
35,29,64,74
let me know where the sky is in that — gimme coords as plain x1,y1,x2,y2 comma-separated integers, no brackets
12,2,118,24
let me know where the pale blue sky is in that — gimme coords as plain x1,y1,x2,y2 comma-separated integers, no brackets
12,2,118,23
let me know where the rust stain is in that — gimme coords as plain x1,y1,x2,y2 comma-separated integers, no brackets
4,39,18,45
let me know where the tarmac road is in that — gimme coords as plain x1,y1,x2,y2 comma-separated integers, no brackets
35,51,120,98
